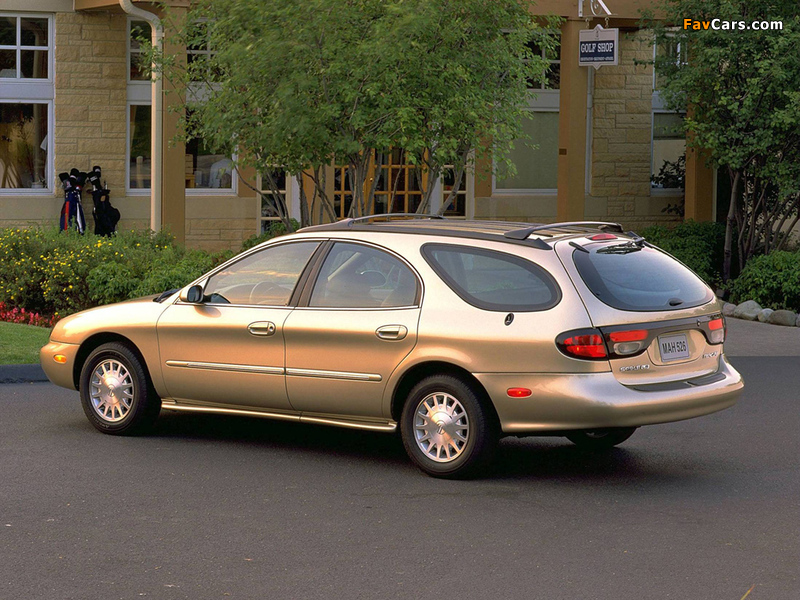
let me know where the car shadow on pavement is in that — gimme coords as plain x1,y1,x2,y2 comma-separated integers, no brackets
150,410,717,485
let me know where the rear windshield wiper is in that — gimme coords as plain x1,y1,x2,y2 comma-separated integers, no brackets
596,242,643,254
596,234,647,255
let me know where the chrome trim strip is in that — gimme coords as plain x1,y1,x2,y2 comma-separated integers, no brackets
159,401,397,432
165,360,284,376
300,415,397,432
285,367,382,382
159,402,300,422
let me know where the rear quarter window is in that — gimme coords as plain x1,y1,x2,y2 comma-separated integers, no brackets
421,244,561,312
572,244,713,312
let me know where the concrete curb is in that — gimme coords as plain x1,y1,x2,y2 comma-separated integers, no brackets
0,364,48,384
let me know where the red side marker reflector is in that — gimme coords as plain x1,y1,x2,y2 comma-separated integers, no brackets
590,233,617,240
53,354,67,364
608,329,648,343
708,318,724,331
507,388,532,398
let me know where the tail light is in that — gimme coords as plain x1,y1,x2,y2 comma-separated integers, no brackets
556,328,608,360
607,329,648,355
707,316,725,344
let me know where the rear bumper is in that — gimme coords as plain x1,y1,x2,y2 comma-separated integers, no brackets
39,341,80,390
475,355,743,434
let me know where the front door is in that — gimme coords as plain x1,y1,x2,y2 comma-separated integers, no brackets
157,240,321,410
284,241,421,419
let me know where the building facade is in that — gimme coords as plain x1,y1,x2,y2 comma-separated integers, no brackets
0,0,716,251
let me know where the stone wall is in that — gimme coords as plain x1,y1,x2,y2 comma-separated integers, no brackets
473,32,683,230
185,195,257,252
587,32,681,229
53,12,149,232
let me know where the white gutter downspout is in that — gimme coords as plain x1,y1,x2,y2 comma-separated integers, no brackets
119,0,163,232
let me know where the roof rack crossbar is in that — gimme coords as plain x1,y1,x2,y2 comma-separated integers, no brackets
344,213,445,226
504,221,624,240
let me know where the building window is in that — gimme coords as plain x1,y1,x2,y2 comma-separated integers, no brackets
187,20,215,82
0,102,49,190
185,135,234,191
127,104,151,191
526,35,560,90
651,112,685,191
128,19,150,82
653,35,684,91
258,169,287,233
0,15,50,80
494,111,559,192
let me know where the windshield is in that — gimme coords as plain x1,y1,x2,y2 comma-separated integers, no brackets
572,244,713,312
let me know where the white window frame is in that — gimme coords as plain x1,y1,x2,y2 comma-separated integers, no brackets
650,109,686,197
184,145,238,196
0,12,53,82
0,12,54,194
255,169,294,233
126,101,151,196
127,17,150,85
526,33,561,92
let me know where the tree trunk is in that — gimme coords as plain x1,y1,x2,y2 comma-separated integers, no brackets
722,170,740,284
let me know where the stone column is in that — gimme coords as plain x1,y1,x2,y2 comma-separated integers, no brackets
684,146,714,222
556,20,589,222
160,6,186,243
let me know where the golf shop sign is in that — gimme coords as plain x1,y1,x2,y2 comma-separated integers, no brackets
579,25,618,69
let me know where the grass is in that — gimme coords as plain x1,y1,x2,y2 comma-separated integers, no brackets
0,321,52,365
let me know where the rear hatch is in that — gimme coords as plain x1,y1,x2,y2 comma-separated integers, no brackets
554,235,725,386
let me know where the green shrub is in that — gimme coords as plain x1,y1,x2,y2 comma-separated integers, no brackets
240,218,300,251
640,220,726,287
729,251,800,311
0,227,230,318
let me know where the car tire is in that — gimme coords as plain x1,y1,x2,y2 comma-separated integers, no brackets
566,427,637,450
400,374,497,479
79,342,161,435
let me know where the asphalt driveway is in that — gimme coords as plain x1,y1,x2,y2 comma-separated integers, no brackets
0,353,797,599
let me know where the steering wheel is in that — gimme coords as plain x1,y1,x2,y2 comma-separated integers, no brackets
249,281,284,305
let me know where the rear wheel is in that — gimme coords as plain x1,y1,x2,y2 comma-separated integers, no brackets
79,342,161,435
400,375,497,479
566,427,637,450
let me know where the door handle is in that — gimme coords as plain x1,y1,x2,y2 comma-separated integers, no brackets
376,325,408,341
248,321,276,336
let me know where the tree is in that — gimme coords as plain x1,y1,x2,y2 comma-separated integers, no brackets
145,0,556,226
643,0,800,283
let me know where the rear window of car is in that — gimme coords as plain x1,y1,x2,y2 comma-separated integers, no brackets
572,244,713,312
421,244,561,312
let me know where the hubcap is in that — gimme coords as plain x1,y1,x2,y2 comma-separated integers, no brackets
89,359,134,422
413,392,469,463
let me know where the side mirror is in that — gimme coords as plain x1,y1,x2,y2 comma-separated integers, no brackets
180,284,205,304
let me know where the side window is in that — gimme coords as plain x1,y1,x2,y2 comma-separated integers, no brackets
421,244,561,312
310,242,418,308
204,241,319,305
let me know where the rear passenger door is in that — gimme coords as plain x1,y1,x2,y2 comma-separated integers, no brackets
283,241,421,419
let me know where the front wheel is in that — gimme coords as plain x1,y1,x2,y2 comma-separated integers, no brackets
400,375,497,479
79,342,161,435
566,427,637,451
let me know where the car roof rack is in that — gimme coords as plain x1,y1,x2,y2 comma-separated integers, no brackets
504,221,624,240
299,216,553,250
309,213,446,231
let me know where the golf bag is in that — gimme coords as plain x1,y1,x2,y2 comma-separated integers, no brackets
88,166,120,236
58,171,86,234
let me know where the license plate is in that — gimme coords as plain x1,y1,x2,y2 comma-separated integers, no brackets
658,333,690,362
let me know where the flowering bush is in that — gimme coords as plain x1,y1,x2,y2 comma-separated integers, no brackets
0,227,232,319
0,302,59,328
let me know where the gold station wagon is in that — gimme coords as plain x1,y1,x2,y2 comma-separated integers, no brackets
41,217,744,478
